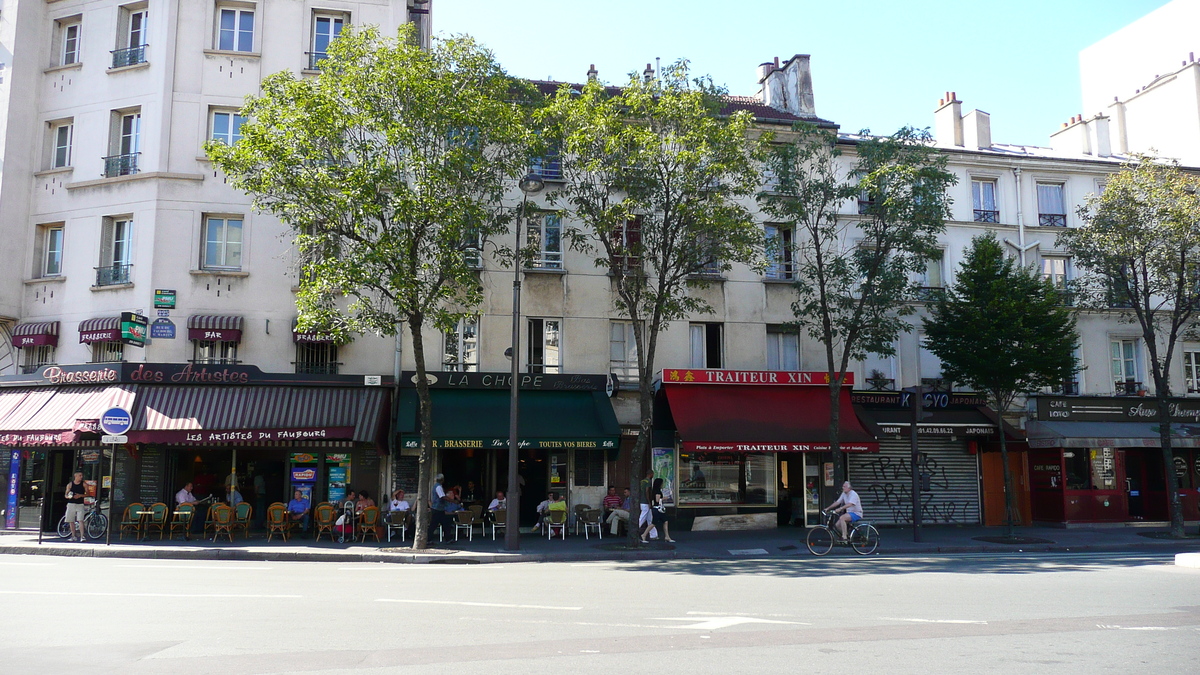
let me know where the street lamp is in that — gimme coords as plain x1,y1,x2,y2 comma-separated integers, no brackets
506,171,545,551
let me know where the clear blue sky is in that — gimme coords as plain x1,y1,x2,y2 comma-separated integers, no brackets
433,0,1170,147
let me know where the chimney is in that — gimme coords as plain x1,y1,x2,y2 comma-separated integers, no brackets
1050,114,1094,155
934,91,963,147
1107,98,1129,154
587,64,598,82
761,54,816,117
962,109,991,150
407,0,432,51
643,63,654,83
757,61,776,84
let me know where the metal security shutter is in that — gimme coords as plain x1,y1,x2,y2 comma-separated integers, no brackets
848,438,980,525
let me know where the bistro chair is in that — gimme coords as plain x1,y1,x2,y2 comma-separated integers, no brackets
386,510,409,543
357,506,381,543
468,504,484,530
313,503,337,542
144,503,169,540
265,502,289,542
546,509,567,540
491,509,507,541
233,502,253,538
168,504,195,540
579,508,603,540
211,504,234,543
454,510,476,542
573,504,589,535
118,502,144,540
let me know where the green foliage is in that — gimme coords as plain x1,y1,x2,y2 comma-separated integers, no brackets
923,232,1078,411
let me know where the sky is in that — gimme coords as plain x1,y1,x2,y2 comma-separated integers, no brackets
433,0,1171,148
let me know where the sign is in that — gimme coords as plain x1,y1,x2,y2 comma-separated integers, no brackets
0,363,386,388
120,312,148,347
100,407,133,435
153,289,176,309
5,450,19,529
661,369,850,386
101,434,128,444
290,452,317,463
823,462,834,487
1036,396,1200,423
131,426,357,444
400,371,610,392
150,318,176,339
876,424,995,437
852,391,987,408
651,447,676,506
156,309,171,318
400,436,617,450
392,455,418,495
291,467,317,482
685,441,876,453
364,375,382,386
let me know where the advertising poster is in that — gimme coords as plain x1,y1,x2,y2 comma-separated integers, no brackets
651,447,676,506
5,450,19,529
328,466,347,504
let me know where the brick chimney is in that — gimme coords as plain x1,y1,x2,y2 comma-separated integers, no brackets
761,55,816,118
934,92,963,147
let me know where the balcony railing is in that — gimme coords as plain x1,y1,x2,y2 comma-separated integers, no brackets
1039,213,1067,227
305,51,327,70
111,45,147,68
973,209,1000,223
295,361,341,375
530,156,563,181
1114,379,1143,396
95,264,132,286
921,377,951,392
103,153,139,178
1055,380,1080,395
865,376,896,392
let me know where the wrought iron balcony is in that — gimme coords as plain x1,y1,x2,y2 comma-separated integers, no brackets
103,153,139,178
295,361,341,375
95,264,132,286
973,209,1000,223
111,45,147,68
913,286,944,302
306,51,327,70
1055,380,1080,395
1039,213,1067,227
1114,379,1143,396
921,377,951,392
530,156,562,181
865,376,895,392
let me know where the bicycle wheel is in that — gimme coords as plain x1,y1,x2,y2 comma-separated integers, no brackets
85,513,109,540
850,524,879,555
806,526,834,556
57,517,71,539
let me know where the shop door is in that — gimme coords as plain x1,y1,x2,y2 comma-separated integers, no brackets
1126,450,1146,519
982,450,1031,527
41,450,75,531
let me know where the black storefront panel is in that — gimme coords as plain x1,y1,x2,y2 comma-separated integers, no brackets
848,438,981,525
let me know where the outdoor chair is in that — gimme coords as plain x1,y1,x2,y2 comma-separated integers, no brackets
313,503,337,542
386,510,409,543
144,502,169,540
211,504,234,543
491,509,506,541
118,502,144,540
579,508,603,540
168,504,194,540
468,504,484,532
454,510,476,542
265,502,289,542
573,504,589,534
546,509,567,540
358,506,381,543
233,502,253,538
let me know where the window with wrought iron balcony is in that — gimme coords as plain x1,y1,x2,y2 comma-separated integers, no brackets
971,179,999,223
1114,379,1143,396
111,7,148,68
1036,183,1067,227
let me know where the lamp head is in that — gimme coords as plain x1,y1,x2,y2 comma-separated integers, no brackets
518,172,546,195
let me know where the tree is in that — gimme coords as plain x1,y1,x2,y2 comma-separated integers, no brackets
1059,155,1200,538
759,126,956,486
922,232,1078,536
207,25,532,548
539,62,764,542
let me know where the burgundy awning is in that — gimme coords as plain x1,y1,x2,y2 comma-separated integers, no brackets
663,383,878,452
12,321,59,348
187,315,244,342
0,385,137,446
78,317,121,343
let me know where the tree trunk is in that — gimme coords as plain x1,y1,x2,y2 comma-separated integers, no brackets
828,379,844,489
409,315,433,549
1157,394,1185,538
996,401,1016,538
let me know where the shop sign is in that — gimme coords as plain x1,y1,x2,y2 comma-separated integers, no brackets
877,424,995,437
72,419,101,434
120,312,148,347
129,426,356,444
851,391,987,408
153,289,176,309
0,431,70,445
290,453,317,463
1036,396,1200,423
401,437,617,450
824,462,834,487
1,363,382,388
401,371,612,392
685,441,876,453
326,453,350,462
149,318,176,340
80,451,102,464
1175,456,1188,479
661,369,849,386
6,450,20,529
291,468,317,482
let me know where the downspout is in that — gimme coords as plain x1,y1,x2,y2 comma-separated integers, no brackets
389,325,403,500
1012,167,1026,266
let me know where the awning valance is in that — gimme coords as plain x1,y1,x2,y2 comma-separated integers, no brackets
0,385,136,445
187,315,244,342
78,317,121,343
292,317,337,344
129,385,385,444
662,384,878,452
397,388,620,450
857,407,998,438
1026,420,1200,449
12,321,60,348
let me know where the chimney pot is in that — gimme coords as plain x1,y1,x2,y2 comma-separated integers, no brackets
938,98,944,107
774,56,780,67
951,91,957,101
1062,122,1068,129
1191,51,1195,62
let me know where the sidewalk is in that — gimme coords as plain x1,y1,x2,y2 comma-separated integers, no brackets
2,523,1197,564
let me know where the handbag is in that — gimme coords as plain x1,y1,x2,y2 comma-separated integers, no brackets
335,514,346,526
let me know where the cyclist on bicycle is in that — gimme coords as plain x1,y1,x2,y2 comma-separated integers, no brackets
825,481,862,541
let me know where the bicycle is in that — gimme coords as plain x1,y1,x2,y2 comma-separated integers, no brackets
57,500,109,541
806,509,879,556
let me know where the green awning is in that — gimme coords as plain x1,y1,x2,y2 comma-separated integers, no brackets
397,388,619,450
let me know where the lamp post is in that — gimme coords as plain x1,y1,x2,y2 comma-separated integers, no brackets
506,171,545,551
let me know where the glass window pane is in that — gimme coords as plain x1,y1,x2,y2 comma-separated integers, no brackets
219,9,236,50
766,332,780,370
783,333,799,370
1037,184,1064,214
231,114,246,143
238,11,254,52
213,113,229,143
690,325,705,368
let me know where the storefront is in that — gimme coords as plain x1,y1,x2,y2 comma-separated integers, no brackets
654,369,879,530
395,371,619,526
1026,395,1200,524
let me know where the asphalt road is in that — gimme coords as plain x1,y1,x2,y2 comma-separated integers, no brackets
1,551,1197,674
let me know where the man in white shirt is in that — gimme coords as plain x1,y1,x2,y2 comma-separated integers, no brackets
176,483,200,507
826,481,863,540
389,489,411,512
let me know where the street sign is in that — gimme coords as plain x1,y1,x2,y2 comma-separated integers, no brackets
153,289,177,309
150,318,176,339
99,407,133,435
101,434,128,445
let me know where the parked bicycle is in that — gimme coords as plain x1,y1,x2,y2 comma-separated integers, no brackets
57,500,108,541
806,509,879,555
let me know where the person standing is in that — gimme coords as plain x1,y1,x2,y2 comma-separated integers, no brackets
638,469,657,540
63,471,87,542
430,474,450,541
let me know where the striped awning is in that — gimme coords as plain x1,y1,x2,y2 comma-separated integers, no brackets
0,385,137,446
78,317,121,343
292,317,337,344
130,385,385,445
11,321,60,348
187,315,243,342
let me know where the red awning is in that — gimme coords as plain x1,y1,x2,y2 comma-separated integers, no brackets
12,321,59,348
187,315,244,342
78,317,121,343
663,384,878,452
0,385,136,446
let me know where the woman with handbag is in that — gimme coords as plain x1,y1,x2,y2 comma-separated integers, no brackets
641,478,674,543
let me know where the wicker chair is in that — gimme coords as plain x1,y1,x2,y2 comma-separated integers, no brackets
168,504,194,540
144,502,169,540
357,506,381,543
233,502,253,538
313,503,337,542
265,502,289,542
118,502,144,540
211,504,234,543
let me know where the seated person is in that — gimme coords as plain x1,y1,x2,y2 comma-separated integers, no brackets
601,486,622,518
389,489,410,512
484,490,506,524
546,492,567,529
443,487,465,513
606,488,632,535
287,489,311,532
532,492,553,533
227,485,244,507
356,490,376,513
462,481,479,504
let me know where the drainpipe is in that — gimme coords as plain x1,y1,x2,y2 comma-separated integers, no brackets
1012,167,1026,266
388,325,403,500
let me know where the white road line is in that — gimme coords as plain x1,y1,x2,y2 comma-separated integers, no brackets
337,565,503,570
115,565,273,570
0,590,301,599
1097,624,1177,631
653,616,804,630
879,617,988,625
686,611,806,619
0,561,55,566
376,598,581,611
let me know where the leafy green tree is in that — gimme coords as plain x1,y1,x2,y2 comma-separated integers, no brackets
922,232,1078,536
759,126,956,487
1059,155,1200,538
539,62,764,541
207,25,532,548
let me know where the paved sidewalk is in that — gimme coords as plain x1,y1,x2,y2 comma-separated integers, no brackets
2,522,1198,564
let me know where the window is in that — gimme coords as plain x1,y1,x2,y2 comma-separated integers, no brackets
211,111,246,145
113,6,149,68
766,326,799,371
192,340,238,365
677,451,776,506
22,345,56,375
202,216,243,270
693,233,722,277
572,448,605,487
98,218,132,286
1056,346,1083,395
1042,256,1073,305
764,224,794,280
971,179,998,222
217,6,254,52
309,13,345,69
58,19,81,66
51,122,73,169
921,252,944,289
37,225,64,278
530,144,562,181
526,213,563,270
295,342,339,374
610,321,639,380
689,323,723,369
105,111,141,177
1110,339,1140,394
1036,183,1066,227
855,172,876,215
91,342,124,364
1186,351,1200,394
443,317,478,372
527,318,561,373
610,217,641,272
919,334,948,391
861,350,897,391
461,226,483,268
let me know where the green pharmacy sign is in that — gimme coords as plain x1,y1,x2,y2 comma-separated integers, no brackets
120,312,149,347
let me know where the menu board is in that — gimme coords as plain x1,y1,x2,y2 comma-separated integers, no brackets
392,455,419,495
1090,448,1116,489
111,449,136,510
139,447,165,504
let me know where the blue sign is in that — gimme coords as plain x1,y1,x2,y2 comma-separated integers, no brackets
5,450,19,529
150,318,176,339
100,407,133,436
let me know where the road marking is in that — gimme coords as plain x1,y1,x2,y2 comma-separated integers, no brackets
728,548,770,555
377,599,581,611
687,611,807,619
115,564,273,570
337,565,505,571
880,617,988,625
0,590,301,599
1097,624,1177,631
652,616,803,630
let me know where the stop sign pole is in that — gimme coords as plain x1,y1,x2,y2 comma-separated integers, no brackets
99,407,132,546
